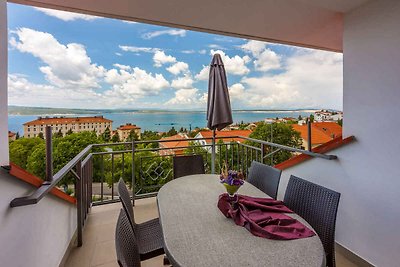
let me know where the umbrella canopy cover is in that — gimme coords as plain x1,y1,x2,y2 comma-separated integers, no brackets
207,54,233,130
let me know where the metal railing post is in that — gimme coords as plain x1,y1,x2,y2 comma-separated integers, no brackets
260,143,264,164
131,140,136,205
308,119,312,151
76,160,82,247
45,126,53,184
211,130,216,174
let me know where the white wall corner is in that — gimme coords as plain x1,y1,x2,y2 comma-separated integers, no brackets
0,0,8,166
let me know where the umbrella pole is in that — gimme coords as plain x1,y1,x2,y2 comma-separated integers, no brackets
211,129,216,174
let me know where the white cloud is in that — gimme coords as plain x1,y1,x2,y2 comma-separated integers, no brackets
167,61,189,75
241,40,282,72
153,51,176,67
104,67,170,99
123,20,138,24
10,28,105,89
142,29,186,39
171,75,194,89
165,88,201,106
34,7,98,21
241,40,266,57
119,45,160,53
8,74,102,108
208,44,225,50
195,65,210,81
233,49,343,109
254,48,281,72
211,50,251,76
113,64,131,71
229,83,246,100
199,49,207,55
181,50,196,54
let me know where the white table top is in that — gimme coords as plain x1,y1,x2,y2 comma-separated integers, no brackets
157,174,325,267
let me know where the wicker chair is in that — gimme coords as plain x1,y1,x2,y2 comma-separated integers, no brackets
115,209,141,267
284,175,341,267
173,155,205,179
247,161,282,199
117,179,165,261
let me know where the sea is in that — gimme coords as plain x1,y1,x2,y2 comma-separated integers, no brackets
8,110,314,135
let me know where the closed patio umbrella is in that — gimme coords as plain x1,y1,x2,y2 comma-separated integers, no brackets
207,54,233,130
207,53,233,173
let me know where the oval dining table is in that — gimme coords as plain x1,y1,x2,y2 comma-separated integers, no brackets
157,174,326,267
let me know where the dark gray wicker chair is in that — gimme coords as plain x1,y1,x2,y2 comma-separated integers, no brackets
117,179,165,261
284,175,341,267
173,155,205,179
115,209,141,267
247,161,282,199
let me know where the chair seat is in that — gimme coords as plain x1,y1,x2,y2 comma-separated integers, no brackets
136,218,165,261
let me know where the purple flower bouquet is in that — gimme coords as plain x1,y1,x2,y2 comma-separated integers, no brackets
220,165,245,197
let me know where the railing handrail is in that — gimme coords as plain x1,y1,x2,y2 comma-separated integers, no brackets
10,144,93,207
10,134,337,208
238,136,337,160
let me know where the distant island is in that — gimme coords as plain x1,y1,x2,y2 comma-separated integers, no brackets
8,105,322,116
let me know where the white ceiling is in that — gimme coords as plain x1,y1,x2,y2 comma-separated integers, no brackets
294,0,372,13
10,0,372,52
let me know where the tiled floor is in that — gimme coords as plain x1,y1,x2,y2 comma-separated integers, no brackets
65,198,359,267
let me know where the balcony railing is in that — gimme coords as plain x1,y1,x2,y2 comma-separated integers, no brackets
9,130,337,246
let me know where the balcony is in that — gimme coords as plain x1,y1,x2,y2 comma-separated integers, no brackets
6,133,358,267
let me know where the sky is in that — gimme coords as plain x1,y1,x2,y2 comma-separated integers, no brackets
7,3,343,111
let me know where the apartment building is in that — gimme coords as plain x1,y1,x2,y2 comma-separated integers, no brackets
116,123,141,141
23,116,113,138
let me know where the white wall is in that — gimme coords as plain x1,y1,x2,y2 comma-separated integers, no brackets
0,0,9,166
278,1,400,266
0,171,77,267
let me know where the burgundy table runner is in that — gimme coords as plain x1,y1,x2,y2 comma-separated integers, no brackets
217,193,315,240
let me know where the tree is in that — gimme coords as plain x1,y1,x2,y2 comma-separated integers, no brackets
247,122,302,165
25,131,103,185
126,130,139,142
309,114,315,123
298,115,303,121
102,127,111,142
337,119,343,126
179,127,184,132
38,132,44,139
141,130,160,148
54,129,63,138
166,127,177,137
15,132,20,139
66,129,73,135
111,132,120,143
9,137,44,169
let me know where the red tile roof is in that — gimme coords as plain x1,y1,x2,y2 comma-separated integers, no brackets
160,134,190,149
275,136,355,170
8,131,16,137
117,124,141,131
291,122,342,145
197,130,252,144
23,116,112,126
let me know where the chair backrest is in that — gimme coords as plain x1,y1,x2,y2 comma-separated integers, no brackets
173,155,205,179
118,178,135,229
247,161,282,199
115,209,141,267
284,175,340,267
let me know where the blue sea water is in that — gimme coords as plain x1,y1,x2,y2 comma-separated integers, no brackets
8,110,313,135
